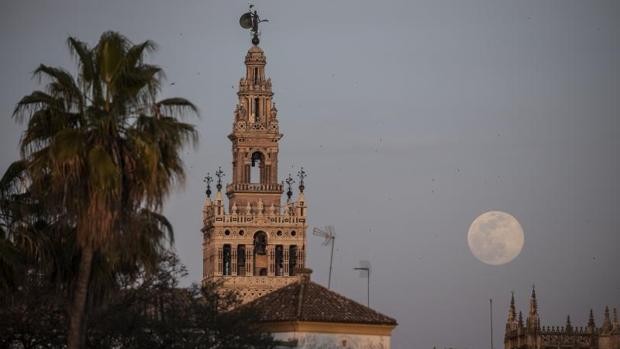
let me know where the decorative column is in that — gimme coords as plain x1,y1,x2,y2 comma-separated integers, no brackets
231,245,238,276
297,247,304,269
217,246,223,276
283,247,290,276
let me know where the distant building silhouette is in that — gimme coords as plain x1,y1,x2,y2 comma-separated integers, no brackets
504,287,619,349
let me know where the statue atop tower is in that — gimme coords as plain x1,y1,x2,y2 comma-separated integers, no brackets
201,7,307,303
239,4,268,46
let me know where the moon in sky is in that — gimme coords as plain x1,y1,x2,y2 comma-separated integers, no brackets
467,211,525,265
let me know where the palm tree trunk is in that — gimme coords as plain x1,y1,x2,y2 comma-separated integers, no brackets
67,244,94,349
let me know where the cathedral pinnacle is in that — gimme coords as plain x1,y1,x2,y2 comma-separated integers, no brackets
529,285,538,315
508,292,516,321
602,306,612,333
588,309,596,329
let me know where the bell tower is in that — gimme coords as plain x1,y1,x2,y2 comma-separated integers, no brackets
201,8,308,303
227,45,282,209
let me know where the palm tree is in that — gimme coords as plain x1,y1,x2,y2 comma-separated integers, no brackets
9,31,198,349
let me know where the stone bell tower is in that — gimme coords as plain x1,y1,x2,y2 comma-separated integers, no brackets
201,38,308,303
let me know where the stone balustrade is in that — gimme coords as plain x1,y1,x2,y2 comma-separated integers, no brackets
226,183,282,192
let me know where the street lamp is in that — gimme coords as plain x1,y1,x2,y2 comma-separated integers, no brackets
354,260,371,307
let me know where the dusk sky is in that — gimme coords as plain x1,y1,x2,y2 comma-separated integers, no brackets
1,1,619,348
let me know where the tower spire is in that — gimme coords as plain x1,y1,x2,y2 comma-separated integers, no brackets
565,315,573,333
526,285,539,331
602,306,612,333
508,292,516,322
588,309,596,329
529,285,538,315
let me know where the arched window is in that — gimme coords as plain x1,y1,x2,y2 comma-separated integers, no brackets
289,245,298,276
237,245,246,275
253,231,268,276
275,245,284,276
250,151,264,184
223,244,231,276
253,231,267,255
253,98,260,122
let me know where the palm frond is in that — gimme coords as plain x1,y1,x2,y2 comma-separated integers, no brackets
126,40,157,68
0,160,28,194
96,31,130,85
33,65,82,107
13,91,60,121
67,37,95,83
155,98,199,118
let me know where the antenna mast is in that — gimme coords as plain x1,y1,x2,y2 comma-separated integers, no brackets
490,298,494,349
312,225,336,288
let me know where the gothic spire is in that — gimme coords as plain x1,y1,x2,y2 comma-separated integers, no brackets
508,292,516,322
565,315,573,333
588,309,596,329
526,285,540,331
602,306,612,333
529,285,538,315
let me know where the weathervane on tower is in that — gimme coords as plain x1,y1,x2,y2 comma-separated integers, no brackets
239,4,269,45
203,172,213,198
215,167,225,192
297,167,307,193
285,174,295,203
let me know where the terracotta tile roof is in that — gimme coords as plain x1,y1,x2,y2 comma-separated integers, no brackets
244,279,397,326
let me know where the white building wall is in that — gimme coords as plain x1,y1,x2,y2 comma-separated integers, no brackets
272,331,391,349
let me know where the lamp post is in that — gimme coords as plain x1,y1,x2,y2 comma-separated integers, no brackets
353,264,371,307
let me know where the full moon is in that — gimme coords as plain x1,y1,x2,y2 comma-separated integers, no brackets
467,211,524,265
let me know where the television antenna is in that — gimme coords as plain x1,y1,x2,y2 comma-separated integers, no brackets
354,260,371,307
312,225,336,289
